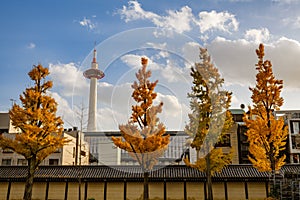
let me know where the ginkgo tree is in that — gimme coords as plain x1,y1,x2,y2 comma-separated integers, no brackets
243,44,288,198
112,57,170,200
0,64,69,200
184,48,233,200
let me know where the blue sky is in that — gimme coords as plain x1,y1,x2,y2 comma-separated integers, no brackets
1,0,300,130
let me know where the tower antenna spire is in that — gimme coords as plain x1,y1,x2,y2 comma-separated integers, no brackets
92,41,97,63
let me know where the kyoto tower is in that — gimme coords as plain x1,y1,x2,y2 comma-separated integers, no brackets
83,48,105,132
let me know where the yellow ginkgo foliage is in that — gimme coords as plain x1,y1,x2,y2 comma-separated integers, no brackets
112,58,170,200
184,48,233,200
0,64,69,200
243,44,288,198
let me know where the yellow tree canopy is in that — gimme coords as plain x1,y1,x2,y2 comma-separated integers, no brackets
185,148,232,175
0,64,69,166
184,48,233,174
243,44,288,172
112,58,170,171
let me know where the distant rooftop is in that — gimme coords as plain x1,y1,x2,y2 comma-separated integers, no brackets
230,109,245,115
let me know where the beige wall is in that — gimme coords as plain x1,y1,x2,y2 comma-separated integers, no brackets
0,180,269,200
212,182,226,200
127,182,143,199
227,182,245,200
86,182,104,200
106,182,123,200
0,182,8,200
248,182,267,200
186,182,204,200
149,182,163,199
9,182,24,200
32,182,46,200
166,182,184,199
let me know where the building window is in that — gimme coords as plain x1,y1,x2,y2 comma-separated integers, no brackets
2,149,13,153
17,159,27,166
233,114,243,122
293,154,299,163
291,135,300,150
0,129,8,134
292,113,300,119
49,159,59,166
54,148,61,153
2,159,12,166
290,120,300,134
215,133,231,147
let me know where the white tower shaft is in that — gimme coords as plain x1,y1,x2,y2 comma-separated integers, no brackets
87,77,97,132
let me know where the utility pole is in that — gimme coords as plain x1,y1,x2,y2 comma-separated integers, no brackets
78,101,85,200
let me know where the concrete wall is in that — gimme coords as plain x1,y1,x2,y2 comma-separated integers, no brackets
0,180,269,200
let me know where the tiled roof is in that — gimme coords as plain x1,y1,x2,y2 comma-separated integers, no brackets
0,164,299,182
229,109,245,115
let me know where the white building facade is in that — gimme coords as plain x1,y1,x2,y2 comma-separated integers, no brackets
84,131,191,166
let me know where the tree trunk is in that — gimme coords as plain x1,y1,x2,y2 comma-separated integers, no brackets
206,153,213,200
144,171,149,200
270,160,277,198
270,170,276,198
196,148,200,160
23,157,37,200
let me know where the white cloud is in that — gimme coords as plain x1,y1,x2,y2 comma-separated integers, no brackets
195,10,239,34
118,1,159,22
97,107,128,130
207,37,257,86
162,6,193,33
205,36,300,110
27,43,36,49
120,53,191,84
182,42,202,64
118,1,238,35
272,0,300,4
160,59,190,83
120,54,143,69
292,17,300,28
119,1,193,34
78,17,96,30
146,42,169,58
155,93,189,130
266,37,300,89
120,54,160,71
282,16,300,29
49,62,88,97
244,28,271,44
100,82,132,112
49,92,77,127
